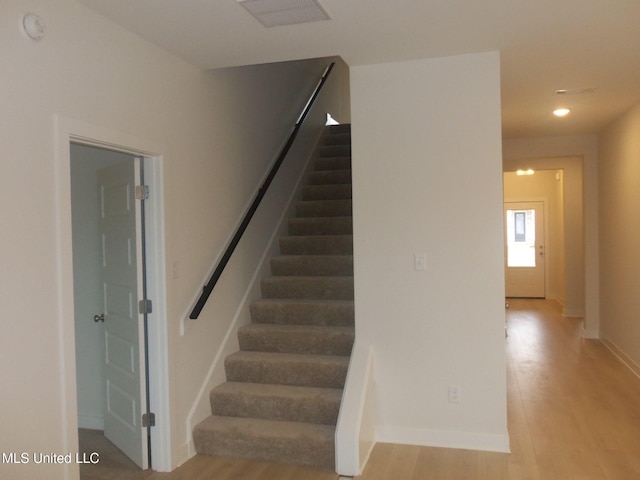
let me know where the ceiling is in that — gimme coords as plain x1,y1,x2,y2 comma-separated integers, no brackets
76,0,640,139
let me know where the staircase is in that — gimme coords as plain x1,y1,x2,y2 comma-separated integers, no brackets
193,124,354,470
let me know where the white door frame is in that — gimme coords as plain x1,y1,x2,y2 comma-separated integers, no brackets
55,116,171,475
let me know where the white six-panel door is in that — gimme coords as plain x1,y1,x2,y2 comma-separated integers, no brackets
98,159,148,469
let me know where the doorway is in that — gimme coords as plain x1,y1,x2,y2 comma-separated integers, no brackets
504,201,545,297
71,144,150,470
56,117,171,476
503,169,567,304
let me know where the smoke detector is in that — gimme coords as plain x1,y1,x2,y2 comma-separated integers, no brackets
23,13,45,40
238,0,330,27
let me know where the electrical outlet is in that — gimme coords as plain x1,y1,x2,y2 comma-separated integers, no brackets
448,385,461,404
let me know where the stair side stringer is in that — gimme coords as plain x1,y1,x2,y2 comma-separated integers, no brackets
184,125,328,458
335,340,377,476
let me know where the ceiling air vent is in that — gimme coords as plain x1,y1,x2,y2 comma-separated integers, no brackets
238,0,330,27
555,87,596,96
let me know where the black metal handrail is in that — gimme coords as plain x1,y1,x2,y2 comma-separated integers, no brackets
189,62,335,319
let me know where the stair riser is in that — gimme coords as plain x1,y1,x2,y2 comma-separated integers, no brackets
261,277,354,300
238,326,354,356
287,217,353,236
296,200,352,218
225,355,349,388
280,236,353,255
209,384,342,425
271,255,353,276
249,300,355,327
301,184,352,201
307,170,351,185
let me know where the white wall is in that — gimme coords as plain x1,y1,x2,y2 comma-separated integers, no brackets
598,101,640,374
350,52,508,452
503,136,599,336
503,170,565,303
0,1,347,478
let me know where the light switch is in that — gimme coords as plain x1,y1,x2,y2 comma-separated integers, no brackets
414,253,426,271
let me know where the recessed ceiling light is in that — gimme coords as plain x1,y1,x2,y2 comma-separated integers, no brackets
553,108,571,117
516,169,535,176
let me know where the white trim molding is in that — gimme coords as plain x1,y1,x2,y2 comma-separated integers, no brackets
601,337,640,379
376,425,510,454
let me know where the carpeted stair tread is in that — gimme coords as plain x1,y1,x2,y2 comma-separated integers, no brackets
261,275,354,300
209,382,343,425
225,351,349,388
313,157,352,171
238,324,354,355
295,199,352,217
193,415,335,469
287,217,353,236
323,132,351,146
270,255,353,276
307,169,351,186
249,299,354,326
301,184,352,201
319,144,351,157
279,235,353,255
325,123,351,134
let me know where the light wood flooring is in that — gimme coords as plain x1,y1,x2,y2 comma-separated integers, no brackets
357,299,640,479
78,430,338,480
82,299,640,479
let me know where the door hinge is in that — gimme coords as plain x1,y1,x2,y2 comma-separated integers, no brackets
139,299,153,314
142,412,156,428
135,184,149,200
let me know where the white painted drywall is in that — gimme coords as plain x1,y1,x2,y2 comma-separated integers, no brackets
350,52,509,452
598,100,640,372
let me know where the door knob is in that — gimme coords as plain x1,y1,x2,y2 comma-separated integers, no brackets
94,314,105,323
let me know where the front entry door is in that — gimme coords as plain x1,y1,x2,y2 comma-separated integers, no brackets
504,201,545,298
98,159,149,469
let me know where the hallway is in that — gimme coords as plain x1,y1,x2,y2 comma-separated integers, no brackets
357,299,640,479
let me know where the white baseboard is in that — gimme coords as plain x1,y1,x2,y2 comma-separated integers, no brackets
376,425,510,453
582,325,599,339
601,337,640,379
